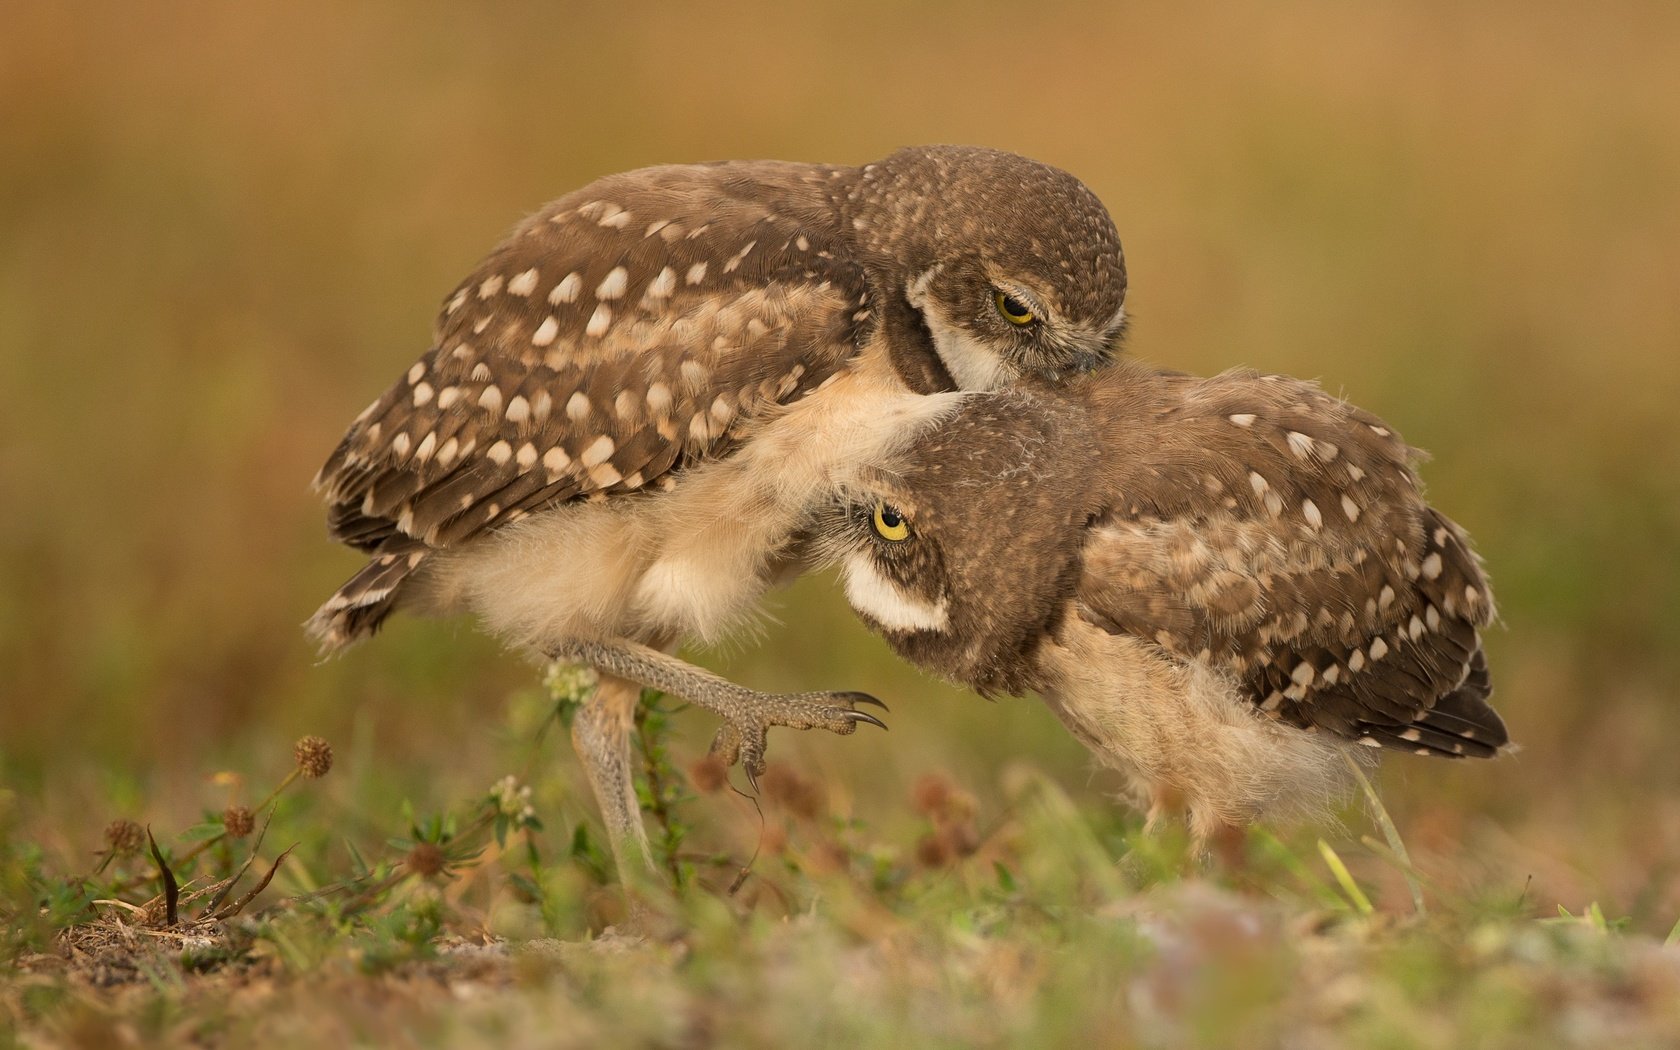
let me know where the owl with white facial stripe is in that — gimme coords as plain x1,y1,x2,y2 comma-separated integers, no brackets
308,145,1129,883
822,359,1508,845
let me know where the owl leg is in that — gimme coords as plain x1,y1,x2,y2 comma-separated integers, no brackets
1204,821,1249,870
570,673,657,886
1187,805,1249,870
549,638,887,790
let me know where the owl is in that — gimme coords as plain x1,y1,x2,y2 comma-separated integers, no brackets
308,145,1129,881
821,359,1507,843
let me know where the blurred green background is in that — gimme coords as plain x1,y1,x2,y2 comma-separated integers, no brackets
3,1,1677,921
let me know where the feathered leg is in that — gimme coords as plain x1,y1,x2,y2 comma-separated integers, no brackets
550,638,887,792
571,673,656,889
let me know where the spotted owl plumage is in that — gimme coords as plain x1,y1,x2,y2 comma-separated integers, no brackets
310,147,1126,650
307,145,1129,882
824,359,1507,835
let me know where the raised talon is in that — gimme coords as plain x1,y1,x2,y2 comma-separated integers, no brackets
700,688,890,796
838,691,889,712
709,721,769,793
739,735,767,793
842,710,888,731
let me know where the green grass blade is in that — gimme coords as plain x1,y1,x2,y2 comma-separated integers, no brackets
1343,754,1425,918
1319,839,1375,916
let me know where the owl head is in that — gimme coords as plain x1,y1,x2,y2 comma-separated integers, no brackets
849,146,1130,389
819,383,1102,696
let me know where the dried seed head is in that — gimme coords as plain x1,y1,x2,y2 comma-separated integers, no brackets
405,842,446,877
915,823,980,868
294,736,333,778
911,773,954,817
915,831,955,868
221,806,255,839
685,752,729,794
761,763,822,821
105,819,145,855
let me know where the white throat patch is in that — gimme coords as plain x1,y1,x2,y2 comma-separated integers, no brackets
842,553,949,633
906,267,1012,392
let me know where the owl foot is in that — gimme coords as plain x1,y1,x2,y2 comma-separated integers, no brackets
548,638,888,791
706,692,887,791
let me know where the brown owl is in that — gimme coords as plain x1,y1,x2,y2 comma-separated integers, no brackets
821,359,1507,843
308,146,1129,881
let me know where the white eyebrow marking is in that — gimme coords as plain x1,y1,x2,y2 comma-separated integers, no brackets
841,553,949,633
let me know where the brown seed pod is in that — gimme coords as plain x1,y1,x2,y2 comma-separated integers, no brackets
221,806,255,839
294,736,334,778
104,819,145,855
405,842,447,877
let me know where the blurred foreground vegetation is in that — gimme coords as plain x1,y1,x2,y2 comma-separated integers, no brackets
4,683,1679,1048
2,0,1678,1044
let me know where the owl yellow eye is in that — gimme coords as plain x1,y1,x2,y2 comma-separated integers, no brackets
872,502,910,542
994,290,1036,326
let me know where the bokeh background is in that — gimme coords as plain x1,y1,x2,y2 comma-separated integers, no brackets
3,1,1677,927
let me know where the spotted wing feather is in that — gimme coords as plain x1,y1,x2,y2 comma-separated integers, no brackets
310,162,871,649
1075,370,1506,757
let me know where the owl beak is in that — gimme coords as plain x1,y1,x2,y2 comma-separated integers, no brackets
1042,348,1107,381
1031,325,1119,380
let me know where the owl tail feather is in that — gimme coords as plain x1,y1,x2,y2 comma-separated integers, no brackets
306,541,429,654
1414,649,1508,751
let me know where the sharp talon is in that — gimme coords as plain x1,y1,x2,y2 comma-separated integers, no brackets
839,691,889,712
843,710,888,731
745,765,761,794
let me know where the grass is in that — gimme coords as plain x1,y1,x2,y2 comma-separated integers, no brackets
4,673,1678,1048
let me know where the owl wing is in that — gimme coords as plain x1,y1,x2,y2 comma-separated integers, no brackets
1073,371,1507,757
310,162,871,647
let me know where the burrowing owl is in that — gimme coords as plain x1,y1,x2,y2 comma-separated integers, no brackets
822,359,1507,843
308,145,1129,881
